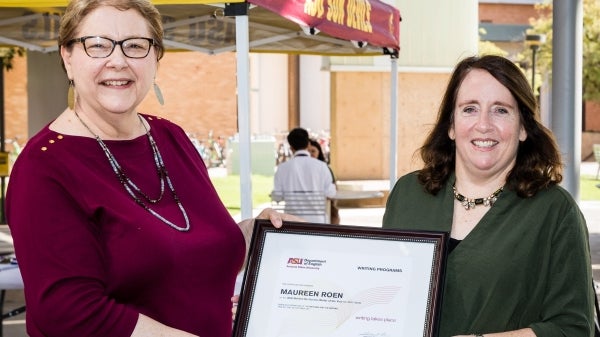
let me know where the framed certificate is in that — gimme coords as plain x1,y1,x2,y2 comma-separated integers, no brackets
233,220,449,337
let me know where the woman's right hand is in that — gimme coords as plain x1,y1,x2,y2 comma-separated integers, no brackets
231,295,239,321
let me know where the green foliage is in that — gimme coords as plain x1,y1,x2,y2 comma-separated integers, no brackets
0,47,25,71
478,40,508,58
478,27,508,57
582,0,600,100
526,0,600,100
523,2,553,74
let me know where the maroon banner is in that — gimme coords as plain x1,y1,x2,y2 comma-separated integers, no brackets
249,0,401,51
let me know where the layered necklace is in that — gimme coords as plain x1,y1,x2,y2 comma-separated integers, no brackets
452,184,503,211
74,111,190,232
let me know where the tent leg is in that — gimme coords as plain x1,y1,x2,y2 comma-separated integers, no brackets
389,57,398,190
235,14,253,219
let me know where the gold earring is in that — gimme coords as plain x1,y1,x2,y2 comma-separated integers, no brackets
67,80,75,110
153,82,164,106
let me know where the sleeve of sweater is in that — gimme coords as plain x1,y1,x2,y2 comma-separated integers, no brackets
529,193,595,337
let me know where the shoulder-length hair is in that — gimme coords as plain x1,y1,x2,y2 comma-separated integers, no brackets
418,55,562,198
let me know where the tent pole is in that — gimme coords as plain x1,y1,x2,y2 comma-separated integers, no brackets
235,13,253,219
389,56,398,190
551,0,582,200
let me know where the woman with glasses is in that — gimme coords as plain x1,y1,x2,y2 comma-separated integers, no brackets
5,1,295,336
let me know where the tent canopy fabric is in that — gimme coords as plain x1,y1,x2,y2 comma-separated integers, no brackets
0,0,400,56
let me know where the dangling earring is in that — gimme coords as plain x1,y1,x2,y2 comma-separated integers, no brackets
67,79,75,110
153,81,164,106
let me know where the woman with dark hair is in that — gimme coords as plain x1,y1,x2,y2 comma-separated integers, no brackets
383,55,593,336
308,138,327,162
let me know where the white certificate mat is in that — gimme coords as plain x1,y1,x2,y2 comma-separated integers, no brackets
233,220,448,337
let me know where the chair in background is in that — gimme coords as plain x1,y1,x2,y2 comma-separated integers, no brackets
594,144,600,180
271,191,330,223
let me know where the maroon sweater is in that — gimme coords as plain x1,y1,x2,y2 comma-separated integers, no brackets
6,114,245,337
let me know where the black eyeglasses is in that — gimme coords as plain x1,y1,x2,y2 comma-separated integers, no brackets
68,36,155,59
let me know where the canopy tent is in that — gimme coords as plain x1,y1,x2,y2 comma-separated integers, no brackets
0,0,401,218
0,0,399,55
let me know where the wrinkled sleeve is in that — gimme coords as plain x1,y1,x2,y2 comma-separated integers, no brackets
271,169,284,202
6,152,138,337
529,202,594,337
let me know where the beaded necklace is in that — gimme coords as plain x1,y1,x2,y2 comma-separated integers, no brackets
452,184,503,211
74,111,190,231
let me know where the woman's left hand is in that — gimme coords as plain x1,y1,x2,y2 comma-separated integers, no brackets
237,208,303,266
255,207,304,228
238,208,303,243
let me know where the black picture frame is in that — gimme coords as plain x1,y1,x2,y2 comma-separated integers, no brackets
233,220,448,337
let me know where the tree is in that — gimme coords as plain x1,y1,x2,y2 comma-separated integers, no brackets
478,27,509,57
526,0,600,100
0,47,24,71
581,0,600,100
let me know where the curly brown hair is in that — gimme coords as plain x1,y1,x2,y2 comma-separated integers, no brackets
418,55,562,198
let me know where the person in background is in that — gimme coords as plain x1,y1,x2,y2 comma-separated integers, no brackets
308,138,340,224
271,128,336,223
383,55,593,336
5,1,295,336
307,138,327,163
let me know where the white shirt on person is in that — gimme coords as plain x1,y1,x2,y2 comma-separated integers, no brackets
271,149,336,222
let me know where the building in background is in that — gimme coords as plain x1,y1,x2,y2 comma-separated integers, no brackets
478,0,539,58
6,0,596,181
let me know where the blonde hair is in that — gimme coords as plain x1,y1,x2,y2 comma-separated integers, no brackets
58,0,164,64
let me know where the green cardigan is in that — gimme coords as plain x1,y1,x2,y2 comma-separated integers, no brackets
382,172,594,337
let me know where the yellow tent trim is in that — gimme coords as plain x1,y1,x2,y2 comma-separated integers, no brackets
0,0,244,7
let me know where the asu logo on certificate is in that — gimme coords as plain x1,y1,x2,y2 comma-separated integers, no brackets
286,258,303,265
286,257,327,270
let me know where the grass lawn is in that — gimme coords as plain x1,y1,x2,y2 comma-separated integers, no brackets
210,174,274,216
581,175,600,201
212,174,600,216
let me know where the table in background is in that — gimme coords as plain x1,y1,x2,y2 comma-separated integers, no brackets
334,180,388,208
330,190,384,201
